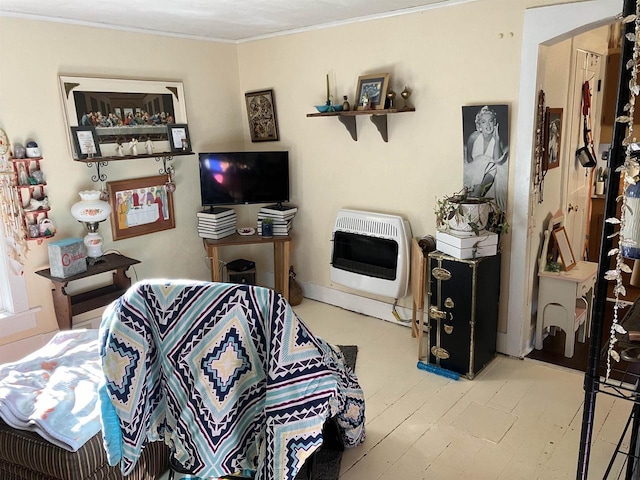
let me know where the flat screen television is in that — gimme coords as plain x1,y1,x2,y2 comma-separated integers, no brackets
198,151,289,207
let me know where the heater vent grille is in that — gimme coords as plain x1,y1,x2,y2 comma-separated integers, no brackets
335,216,399,239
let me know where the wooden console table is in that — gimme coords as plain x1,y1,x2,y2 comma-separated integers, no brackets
36,253,140,330
204,234,291,301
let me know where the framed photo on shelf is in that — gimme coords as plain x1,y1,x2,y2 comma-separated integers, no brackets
167,124,191,152
543,107,562,170
70,126,101,159
244,89,279,142
106,175,175,241
354,73,390,110
552,226,576,271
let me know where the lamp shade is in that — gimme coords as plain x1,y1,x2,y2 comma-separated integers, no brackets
71,190,112,223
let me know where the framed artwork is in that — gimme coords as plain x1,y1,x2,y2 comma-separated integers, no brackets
70,126,101,159
245,89,279,142
544,107,562,170
552,226,576,271
106,175,175,240
59,76,188,158
167,124,191,152
461,104,510,212
354,73,390,110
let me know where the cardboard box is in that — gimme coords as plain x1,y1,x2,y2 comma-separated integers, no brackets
48,238,87,278
436,230,498,248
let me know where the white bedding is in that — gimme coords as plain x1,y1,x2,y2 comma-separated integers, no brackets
0,329,103,451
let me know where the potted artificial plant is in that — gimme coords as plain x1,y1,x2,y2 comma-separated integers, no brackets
435,187,508,236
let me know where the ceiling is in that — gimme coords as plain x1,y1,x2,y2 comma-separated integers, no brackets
0,0,473,42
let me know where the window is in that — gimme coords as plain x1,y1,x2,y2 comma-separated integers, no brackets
0,169,38,336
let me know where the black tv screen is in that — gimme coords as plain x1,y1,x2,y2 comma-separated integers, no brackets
198,151,289,206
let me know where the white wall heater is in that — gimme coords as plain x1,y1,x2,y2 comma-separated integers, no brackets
330,209,412,298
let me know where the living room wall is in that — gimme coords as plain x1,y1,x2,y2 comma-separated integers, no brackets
0,0,598,356
236,0,569,336
0,16,244,347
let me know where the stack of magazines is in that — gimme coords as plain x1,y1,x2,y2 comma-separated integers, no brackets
257,204,297,236
197,207,237,239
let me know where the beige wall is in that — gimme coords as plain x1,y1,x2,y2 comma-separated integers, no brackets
236,0,558,322
0,0,602,352
0,17,243,345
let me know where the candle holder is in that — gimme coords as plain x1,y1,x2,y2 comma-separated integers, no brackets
400,86,412,111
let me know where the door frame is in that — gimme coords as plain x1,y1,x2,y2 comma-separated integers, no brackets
503,0,619,358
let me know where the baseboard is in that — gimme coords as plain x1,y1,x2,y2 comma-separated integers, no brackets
299,280,414,328
0,307,40,339
0,329,56,364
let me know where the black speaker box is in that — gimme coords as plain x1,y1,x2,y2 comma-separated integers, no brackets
226,258,255,272
228,268,256,285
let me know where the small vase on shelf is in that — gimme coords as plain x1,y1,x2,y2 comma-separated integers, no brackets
342,95,350,111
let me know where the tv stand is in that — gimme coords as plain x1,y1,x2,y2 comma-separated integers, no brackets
203,234,291,301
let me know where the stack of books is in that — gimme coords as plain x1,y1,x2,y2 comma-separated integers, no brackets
197,207,237,239
257,204,297,236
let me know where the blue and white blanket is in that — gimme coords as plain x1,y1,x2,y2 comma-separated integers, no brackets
99,280,366,480
0,329,102,451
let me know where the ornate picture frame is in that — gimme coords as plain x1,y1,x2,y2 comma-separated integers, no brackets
106,174,175,240
354,73,390,110
544,107,563,170
245,89,279,142
59,76,188,158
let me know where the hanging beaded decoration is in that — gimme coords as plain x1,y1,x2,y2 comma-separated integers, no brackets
605,5,640,379
533,90,547,204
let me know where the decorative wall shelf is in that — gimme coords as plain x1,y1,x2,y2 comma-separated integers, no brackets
11,156,54,243
74,150,193,182
306,108,416,142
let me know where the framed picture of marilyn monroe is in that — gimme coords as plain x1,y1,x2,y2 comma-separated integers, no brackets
106,175,175,240
461,104,510,212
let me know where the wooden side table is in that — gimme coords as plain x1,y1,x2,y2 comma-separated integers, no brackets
203,234,292,301
35,253,140,330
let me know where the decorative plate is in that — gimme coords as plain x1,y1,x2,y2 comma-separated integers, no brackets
237,227,255,236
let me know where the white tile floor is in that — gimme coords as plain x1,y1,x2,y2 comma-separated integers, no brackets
293,299,635,480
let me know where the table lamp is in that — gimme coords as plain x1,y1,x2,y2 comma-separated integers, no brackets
70,190,112,262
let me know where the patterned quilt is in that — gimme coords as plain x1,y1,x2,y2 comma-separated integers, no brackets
98,280,365,480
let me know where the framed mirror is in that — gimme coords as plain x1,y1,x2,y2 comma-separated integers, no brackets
552,226,576,271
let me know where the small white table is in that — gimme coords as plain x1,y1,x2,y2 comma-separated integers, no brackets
535,261,598,357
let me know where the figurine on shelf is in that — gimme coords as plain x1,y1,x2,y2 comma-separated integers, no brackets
400,86,412,111
38,218,55,237
145,136,154,155
361,92,370,110
24,196,49,211
115,137,125,157
17,162,29,186
129,137,139,156
342,95,350,112
31,168,44,185
386,89,396,109
13,143,26,159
